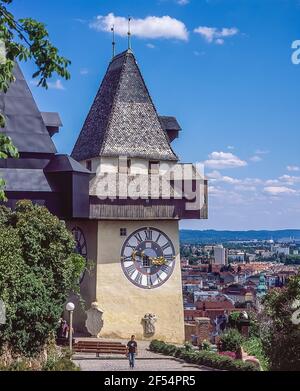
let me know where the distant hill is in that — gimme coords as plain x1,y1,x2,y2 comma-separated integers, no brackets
180,229,300,244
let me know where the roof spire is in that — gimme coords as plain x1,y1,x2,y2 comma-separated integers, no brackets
127,16,132,51
111,25,116,59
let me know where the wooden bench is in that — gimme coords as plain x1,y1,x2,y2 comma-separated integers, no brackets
74,341,127,357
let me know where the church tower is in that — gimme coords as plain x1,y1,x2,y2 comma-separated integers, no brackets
70,50,208,343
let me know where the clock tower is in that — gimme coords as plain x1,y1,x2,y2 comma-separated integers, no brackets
70,49,208,343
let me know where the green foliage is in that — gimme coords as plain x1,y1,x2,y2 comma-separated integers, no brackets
0,201,85,357
228,311,241,328
0,0,70,91
220,329,244,352
0,348,80,371
242,337,269,371
184,342,193,351
0,0,71,200
42,349,80,372
201,339,211,351
248,311,260,338
0,134,18,200
259,273,300,371
229,310,259,337
149,340,258,371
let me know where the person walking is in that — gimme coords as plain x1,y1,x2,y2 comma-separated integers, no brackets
126,335,138,369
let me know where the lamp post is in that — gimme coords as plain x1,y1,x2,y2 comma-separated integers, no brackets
66,302,75,351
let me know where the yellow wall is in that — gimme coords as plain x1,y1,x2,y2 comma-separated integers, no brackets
68,219,185,343
96,220,184,343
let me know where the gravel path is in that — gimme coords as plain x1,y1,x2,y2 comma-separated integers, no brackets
73,338,216,372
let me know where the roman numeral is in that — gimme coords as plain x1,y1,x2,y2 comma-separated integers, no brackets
81,245,87,257
161,242,171,251
126,244,136,252
126,264,136,277
134,272,143,285
161,264,171,274
156,273,163,284
74,230,80,241
147,275,152,287
144,229,153,241
122,255,133,262
135,233,143,244
156,233,162,243
164,254,174,262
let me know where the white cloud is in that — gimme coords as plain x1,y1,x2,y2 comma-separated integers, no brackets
209,185,226,196
235,185,257,192
204,151,247,169
279,175,300,185
264,186,296,195
31,79,65,90
265,179,280,186
243,178,263,185
287,165,300,172
194,26,239,44
90,13,189,41
207,170,241,184
146,43,156,49
227,145,235,150
74,18,87,24
255,149,270,155
250,155,262,163
80,68,89,75
48,80,65,90
215,38,224,45
176,0,190,5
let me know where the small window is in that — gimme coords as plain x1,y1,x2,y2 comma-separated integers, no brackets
86,160,92,171
142,257,151,268
149,161,160,175
120,228,127,237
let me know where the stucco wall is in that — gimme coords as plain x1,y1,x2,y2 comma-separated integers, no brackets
95,220,185,343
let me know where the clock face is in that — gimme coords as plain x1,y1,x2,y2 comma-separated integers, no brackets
72,227,88,283
121,227,176,289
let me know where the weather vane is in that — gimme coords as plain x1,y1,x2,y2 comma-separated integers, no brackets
128,16,132,51
111,25,116,58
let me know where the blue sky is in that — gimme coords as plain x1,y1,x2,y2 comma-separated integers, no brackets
10,0,300,230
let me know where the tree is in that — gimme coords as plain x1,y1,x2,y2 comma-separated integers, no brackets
0,0,71,200
0,201,85,357
259,273,300,371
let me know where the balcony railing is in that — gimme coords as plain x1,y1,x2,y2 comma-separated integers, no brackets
89,163,208,220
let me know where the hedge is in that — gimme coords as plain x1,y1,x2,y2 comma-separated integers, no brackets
149,340,258,372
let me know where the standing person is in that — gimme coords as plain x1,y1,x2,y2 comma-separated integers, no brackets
126,335,138,369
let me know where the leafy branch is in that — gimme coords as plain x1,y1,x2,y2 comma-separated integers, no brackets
0,0,71,200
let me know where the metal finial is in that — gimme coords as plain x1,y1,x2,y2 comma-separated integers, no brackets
128,17,132,50
111,26,116,58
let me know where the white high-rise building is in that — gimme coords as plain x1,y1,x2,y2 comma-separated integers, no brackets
213,245,227,265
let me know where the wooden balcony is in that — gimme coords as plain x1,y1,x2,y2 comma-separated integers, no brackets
88,164,208,221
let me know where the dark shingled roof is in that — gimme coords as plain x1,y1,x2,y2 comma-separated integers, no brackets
159,116,182,132
0,168,52,192
71,50,178,162
0,63,57,154
41,112,63,128
44,154,91,173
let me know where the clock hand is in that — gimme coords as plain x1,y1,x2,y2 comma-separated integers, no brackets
149,256,167,266
131,251,147,262
131,252,167,266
